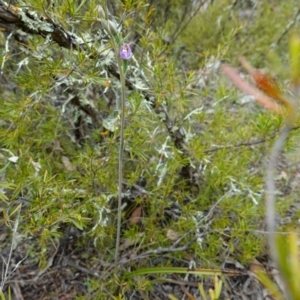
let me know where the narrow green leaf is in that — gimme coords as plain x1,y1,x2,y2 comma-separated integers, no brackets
289,34,300,85
126,267,225,278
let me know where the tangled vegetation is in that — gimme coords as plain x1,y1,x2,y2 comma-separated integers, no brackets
0,0,300,299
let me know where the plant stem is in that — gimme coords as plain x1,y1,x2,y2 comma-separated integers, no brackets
115,57,126,265
265,124,291,264
102,1,127,267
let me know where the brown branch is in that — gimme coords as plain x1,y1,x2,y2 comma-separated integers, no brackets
70,95,103,126
204,132,278,154
0,2,84,50
203,126,299,154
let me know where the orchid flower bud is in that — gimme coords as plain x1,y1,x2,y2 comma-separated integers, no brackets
96,5,106,19
107,20,118,34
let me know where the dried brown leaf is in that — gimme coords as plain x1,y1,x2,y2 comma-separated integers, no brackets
130,206,142,224
61,156,76,171
166,228,180,241
221,64,282,113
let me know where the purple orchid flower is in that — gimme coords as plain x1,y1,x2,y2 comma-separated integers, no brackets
119,44,132,60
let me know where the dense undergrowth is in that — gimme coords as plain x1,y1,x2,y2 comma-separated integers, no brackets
0,0,300,299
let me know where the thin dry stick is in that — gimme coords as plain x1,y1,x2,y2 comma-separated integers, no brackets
272,8,300,48
0,31,13,82
0,204,22,291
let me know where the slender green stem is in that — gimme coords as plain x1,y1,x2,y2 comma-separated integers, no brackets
266,124,291,265
115,57,126,265
102,1,127,267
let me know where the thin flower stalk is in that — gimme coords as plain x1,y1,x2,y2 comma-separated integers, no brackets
98,5,131,266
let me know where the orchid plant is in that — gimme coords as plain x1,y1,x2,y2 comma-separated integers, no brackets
97,5,133,264
222,34,300,299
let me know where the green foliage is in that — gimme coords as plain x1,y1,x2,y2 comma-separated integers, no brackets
0,0,300,299
0,288,11,300
179,0,299,68
253,233,300,300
